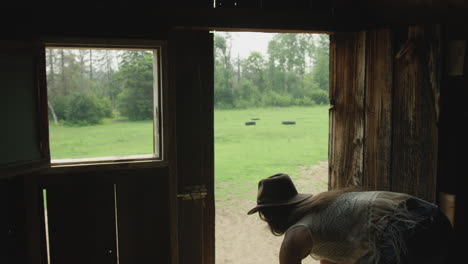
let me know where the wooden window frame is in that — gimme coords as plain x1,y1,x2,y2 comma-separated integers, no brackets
41,38,170,170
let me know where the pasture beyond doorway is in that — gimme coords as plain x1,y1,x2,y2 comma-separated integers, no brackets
214,106,329,264
214,106,328,202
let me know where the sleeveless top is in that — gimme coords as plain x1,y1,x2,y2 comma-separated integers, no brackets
288,191,428,264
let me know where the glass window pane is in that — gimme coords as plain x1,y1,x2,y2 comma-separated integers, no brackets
45,48,160,161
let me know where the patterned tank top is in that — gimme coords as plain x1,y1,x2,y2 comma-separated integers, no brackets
287,191,426,264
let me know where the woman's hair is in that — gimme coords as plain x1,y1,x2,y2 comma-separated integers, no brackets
258,187,361,236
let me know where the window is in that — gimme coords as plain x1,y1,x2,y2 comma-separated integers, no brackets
45,41,164,164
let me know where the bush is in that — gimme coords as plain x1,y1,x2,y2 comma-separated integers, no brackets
302,97,316,106
309,89,329,105
57,92,111,125
99,97,113,118
52,96,69,121
293,97,316,106
233,80,261,108
261,91,293,107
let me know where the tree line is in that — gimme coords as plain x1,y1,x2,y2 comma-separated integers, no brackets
214,33,329,109
46,33,329,126
46,48,154,125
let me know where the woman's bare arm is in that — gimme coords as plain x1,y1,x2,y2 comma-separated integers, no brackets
279,226,313,264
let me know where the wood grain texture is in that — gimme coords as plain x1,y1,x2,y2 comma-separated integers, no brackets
392,25,440,202
329,32,366,189
170,29,214,264
363,29,393,191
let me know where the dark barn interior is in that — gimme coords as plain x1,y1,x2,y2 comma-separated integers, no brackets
1,1,467,263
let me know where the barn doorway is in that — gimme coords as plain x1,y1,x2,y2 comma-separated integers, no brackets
213,31,330,264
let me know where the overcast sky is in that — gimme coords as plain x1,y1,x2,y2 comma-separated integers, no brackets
224,31,275,59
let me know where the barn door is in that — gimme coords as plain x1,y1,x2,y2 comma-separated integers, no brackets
0,40,49,179
169,29,214,264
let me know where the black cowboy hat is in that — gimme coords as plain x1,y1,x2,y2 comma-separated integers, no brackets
247,173,313,215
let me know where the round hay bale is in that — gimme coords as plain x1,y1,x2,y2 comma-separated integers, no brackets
282,121,296,125
245,121,256,126
251,117,260,120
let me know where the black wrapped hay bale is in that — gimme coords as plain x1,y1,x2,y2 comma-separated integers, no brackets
282,121,296,125
245,121,256,126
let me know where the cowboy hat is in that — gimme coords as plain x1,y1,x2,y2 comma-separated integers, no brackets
247,173,312,215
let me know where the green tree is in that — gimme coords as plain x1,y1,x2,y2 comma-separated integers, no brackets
267,34,315,98
211,32,328,109
214,33,235,108
241,52,266,93
116,51,154,120
311,34,329,91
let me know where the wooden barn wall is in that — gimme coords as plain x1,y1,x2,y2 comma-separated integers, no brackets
37,167,171,264
362,29,393,191
330,26,440,202
392,25,440,202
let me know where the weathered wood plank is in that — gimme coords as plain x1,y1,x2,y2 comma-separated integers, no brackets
329,32,366,189
46,183,117,264
363,29,393,191
170,29,214,264
392,25,440,202
115,168,170,264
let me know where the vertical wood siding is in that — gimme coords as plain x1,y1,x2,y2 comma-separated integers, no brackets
329,32,366,189
392,25,440,202
330,26,440,202
363,29,393,191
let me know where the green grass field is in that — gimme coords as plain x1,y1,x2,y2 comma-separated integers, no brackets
49,106,329,200
49,119,154,159
214,106,328,200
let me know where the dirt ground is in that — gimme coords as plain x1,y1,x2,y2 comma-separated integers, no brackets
215,162,329,264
